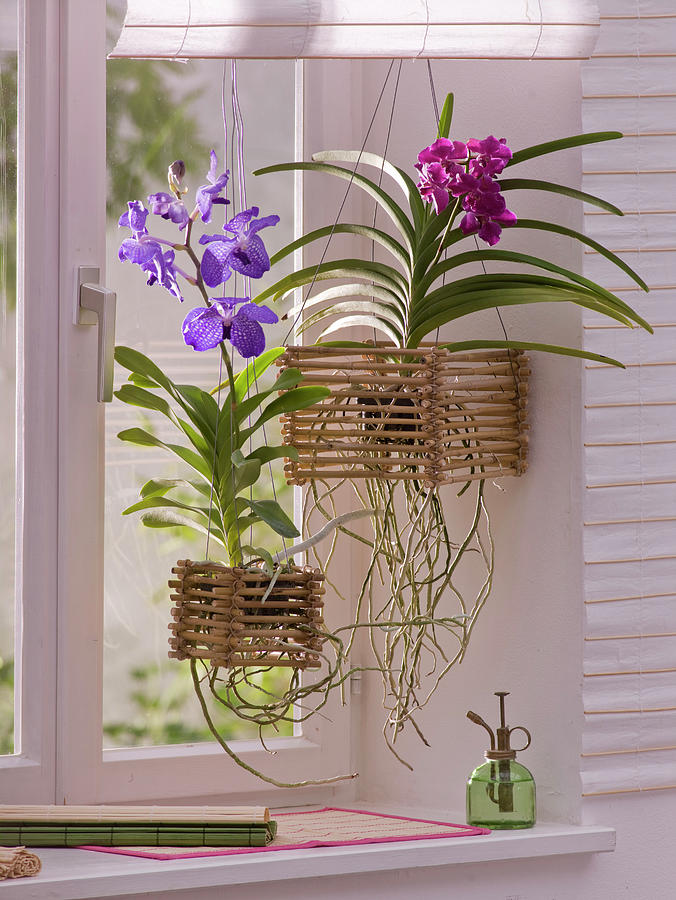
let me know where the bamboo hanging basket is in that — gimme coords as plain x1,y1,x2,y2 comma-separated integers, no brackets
168,561,326,670
277,344,530,486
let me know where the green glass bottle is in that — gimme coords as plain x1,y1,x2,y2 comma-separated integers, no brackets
466,692,536,829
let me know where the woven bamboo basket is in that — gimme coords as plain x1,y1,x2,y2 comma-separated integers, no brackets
277,344,529,486
168,560,326,670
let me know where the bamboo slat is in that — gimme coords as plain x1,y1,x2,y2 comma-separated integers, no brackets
277,345,529,486
169,561,326,670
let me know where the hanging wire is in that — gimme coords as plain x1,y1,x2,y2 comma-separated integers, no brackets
283,59,397,345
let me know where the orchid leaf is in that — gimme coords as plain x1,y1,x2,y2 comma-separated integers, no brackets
298,299,405,336
252,259,408,307
254,161,415,250
411,273,651,334
407,284,643,347
140,510,227,549
499,178,623,216
128,372,159,389
246,445,298,465
246,499,299,539
114,384,172,416
224,346,285,400
418,248,638,311
116,427,212,479
440,338,625,368
508,131,623,167
115,346,175,395
239,385,331,444
234,458,262,494
284,283,406,321
499,219,649,291
318,315,403,345
122,495,220,529
269,222,411,273
437,93,454,139
310,150,425,233
140,477,212,500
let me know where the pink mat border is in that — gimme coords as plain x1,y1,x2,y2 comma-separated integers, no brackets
80,807,490,861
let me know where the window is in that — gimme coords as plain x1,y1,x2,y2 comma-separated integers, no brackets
2,1,350,806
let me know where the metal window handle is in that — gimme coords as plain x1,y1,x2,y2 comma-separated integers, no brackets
77,266,117,402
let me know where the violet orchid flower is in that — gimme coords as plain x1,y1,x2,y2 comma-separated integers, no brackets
147,192,190,229
118,201,184,301
199,207,280,287
182,297,278,358
195,150,230,224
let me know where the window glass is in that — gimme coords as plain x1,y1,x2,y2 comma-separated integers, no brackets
0,3,17,756
104,3,296,747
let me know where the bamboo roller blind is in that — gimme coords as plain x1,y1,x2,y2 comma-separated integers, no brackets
108,0,600,60
581,0,676,797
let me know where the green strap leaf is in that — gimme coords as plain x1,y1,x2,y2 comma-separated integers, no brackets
251,259,408,307
123,495,223,531
115,346,176,395
410,273,651,335
297,299,405,337
284,283,406,320
318,315,402,345
246,445,298,464
504,219,648,291
437,93,454,139
269,222,411,273
246,499,299,539
416,248,637,313
140,477,212,500
224,346,286,400
240,385,332,443
253,161,415,250
437,219,649,292
499,178,623,216
407,285,640,347
310,150,425,234
116,427,212,479
140,510,226,549
114,384,172,416
508,131,623,167
439,339,625,368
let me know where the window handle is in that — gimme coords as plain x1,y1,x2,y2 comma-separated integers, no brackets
77,266,117,402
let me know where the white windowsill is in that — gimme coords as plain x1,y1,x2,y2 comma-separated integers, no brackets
0,808,615,900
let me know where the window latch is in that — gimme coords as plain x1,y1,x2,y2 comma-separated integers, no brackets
77,266,117,402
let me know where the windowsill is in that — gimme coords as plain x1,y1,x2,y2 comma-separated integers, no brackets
0,808,615,900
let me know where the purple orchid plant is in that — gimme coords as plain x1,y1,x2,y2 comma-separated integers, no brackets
252,90,649,365
114,151,334,575
118,149,280,359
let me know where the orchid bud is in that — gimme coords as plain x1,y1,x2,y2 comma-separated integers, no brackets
168,160,186,182
168,160,187,197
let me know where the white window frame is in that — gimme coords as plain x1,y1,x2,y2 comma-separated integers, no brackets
2,0,353,806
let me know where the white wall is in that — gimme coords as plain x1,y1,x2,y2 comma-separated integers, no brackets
293,57,671,900
346,57,586,824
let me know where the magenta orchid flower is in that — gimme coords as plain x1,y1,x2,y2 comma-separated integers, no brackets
415,134,516,245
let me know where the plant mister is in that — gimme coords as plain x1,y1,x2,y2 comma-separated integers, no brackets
466,692,535,829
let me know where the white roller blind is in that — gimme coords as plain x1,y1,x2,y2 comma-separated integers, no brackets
109,0,600,60
582,0,676,796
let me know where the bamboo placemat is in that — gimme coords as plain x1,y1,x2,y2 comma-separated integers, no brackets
80,808,489,860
